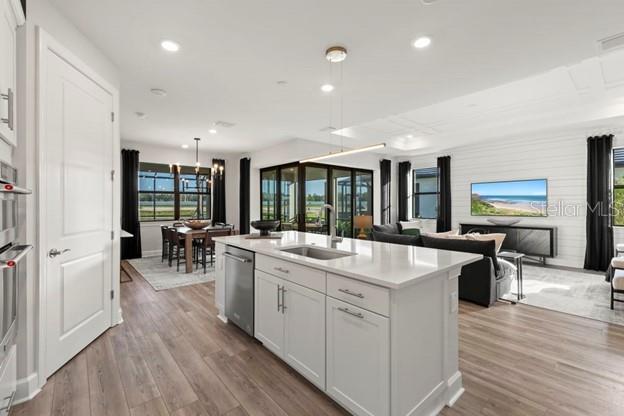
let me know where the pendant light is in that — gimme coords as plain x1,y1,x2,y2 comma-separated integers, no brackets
300,45,385,163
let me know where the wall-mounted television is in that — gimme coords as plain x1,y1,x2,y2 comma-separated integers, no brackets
471,179,548,217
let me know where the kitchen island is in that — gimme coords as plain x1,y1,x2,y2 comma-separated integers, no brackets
213,231,481,416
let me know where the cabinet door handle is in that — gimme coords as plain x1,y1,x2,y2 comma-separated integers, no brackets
281,287,287,314
274,266,289,274
276,284,281,312
1,89,13,131
338,288,365,298
338,307,364,319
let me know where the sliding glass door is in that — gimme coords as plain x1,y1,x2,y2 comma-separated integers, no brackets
332,168,352,238
280,166,299,230
260,163,373,237
304,166,328,234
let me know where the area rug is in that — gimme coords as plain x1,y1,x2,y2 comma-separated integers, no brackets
501,264,624,326
127,255,215,291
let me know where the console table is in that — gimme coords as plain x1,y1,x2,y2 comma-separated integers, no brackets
459,223,556,264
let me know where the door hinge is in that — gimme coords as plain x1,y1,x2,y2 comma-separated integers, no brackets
110,290,115,300
111,169,115,181
111,112,115,122
111,230,114,240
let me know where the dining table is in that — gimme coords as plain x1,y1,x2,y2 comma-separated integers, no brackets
176,225,234,273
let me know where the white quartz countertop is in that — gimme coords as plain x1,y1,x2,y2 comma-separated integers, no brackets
214,231,482,289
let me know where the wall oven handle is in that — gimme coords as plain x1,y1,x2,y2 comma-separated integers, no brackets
0,245,32,268
224,252,251,263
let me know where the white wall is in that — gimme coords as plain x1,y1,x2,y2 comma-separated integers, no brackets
406,126,624,268
243,138,396,232
15,0,121,402
121,140,242,255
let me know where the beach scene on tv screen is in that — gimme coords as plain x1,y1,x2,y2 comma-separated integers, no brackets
471,179,547,217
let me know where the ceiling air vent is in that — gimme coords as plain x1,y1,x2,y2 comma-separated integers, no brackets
598,33,624,53
214,120,236,128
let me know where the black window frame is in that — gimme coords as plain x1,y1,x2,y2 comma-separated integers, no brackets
259,161,374,237
138,162,212,222
412,167,439,220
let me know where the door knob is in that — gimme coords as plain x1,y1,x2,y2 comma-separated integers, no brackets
48,248,70,258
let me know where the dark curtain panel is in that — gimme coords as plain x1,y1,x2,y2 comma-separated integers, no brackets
121,149,142,260
397,161,411,221
239,157,251,234
212,158,226,225
584,135,614,271
380,159,391,225
437,155,452,232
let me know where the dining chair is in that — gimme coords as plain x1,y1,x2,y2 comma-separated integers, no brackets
160,225,170,262
199,228,232,273
166,227,185,271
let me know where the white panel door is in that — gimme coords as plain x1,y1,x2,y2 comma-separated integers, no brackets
44,48,114,376
254,270,285,357
326,297,390,416
283,280,326,390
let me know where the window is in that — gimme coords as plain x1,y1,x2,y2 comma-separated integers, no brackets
138,162,211,221
614,148,624,226
412,167,439,219
260,163,374,237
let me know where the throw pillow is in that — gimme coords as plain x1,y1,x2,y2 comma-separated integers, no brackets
422,229,460,238
372,223,399,234
465,233,506,252
401,228,421,237
371,231,423,246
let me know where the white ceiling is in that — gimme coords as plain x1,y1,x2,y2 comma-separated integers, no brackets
51,0,624,154
338,48,624,155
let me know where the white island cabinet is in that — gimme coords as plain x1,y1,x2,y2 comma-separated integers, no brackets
214,231,481,416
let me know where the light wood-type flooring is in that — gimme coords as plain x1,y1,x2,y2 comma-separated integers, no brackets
12,261,624,416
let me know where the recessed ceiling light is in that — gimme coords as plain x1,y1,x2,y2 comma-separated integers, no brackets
407,134,414,139
161,40,180,52
209,128,217,134
150,88,168,97
413,36,432,49
181,144,189,149
321,84,335,93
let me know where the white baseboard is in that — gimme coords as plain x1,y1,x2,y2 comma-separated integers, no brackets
142,250,161,257
14,372,41,405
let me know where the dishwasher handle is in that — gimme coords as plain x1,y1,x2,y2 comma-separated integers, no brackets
224,252,251,263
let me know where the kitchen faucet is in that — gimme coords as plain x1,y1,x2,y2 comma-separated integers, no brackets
323,204,343,243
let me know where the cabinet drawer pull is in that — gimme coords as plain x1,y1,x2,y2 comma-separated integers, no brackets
0,391,15,412
338,307,364,319
274,266,290,274
338,288,365,298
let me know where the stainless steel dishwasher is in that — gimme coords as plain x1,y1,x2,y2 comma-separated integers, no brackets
224,245,255,336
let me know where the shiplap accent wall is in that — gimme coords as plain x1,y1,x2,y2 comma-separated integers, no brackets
408,129,624,268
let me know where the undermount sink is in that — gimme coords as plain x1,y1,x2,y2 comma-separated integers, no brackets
280,245,356,260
